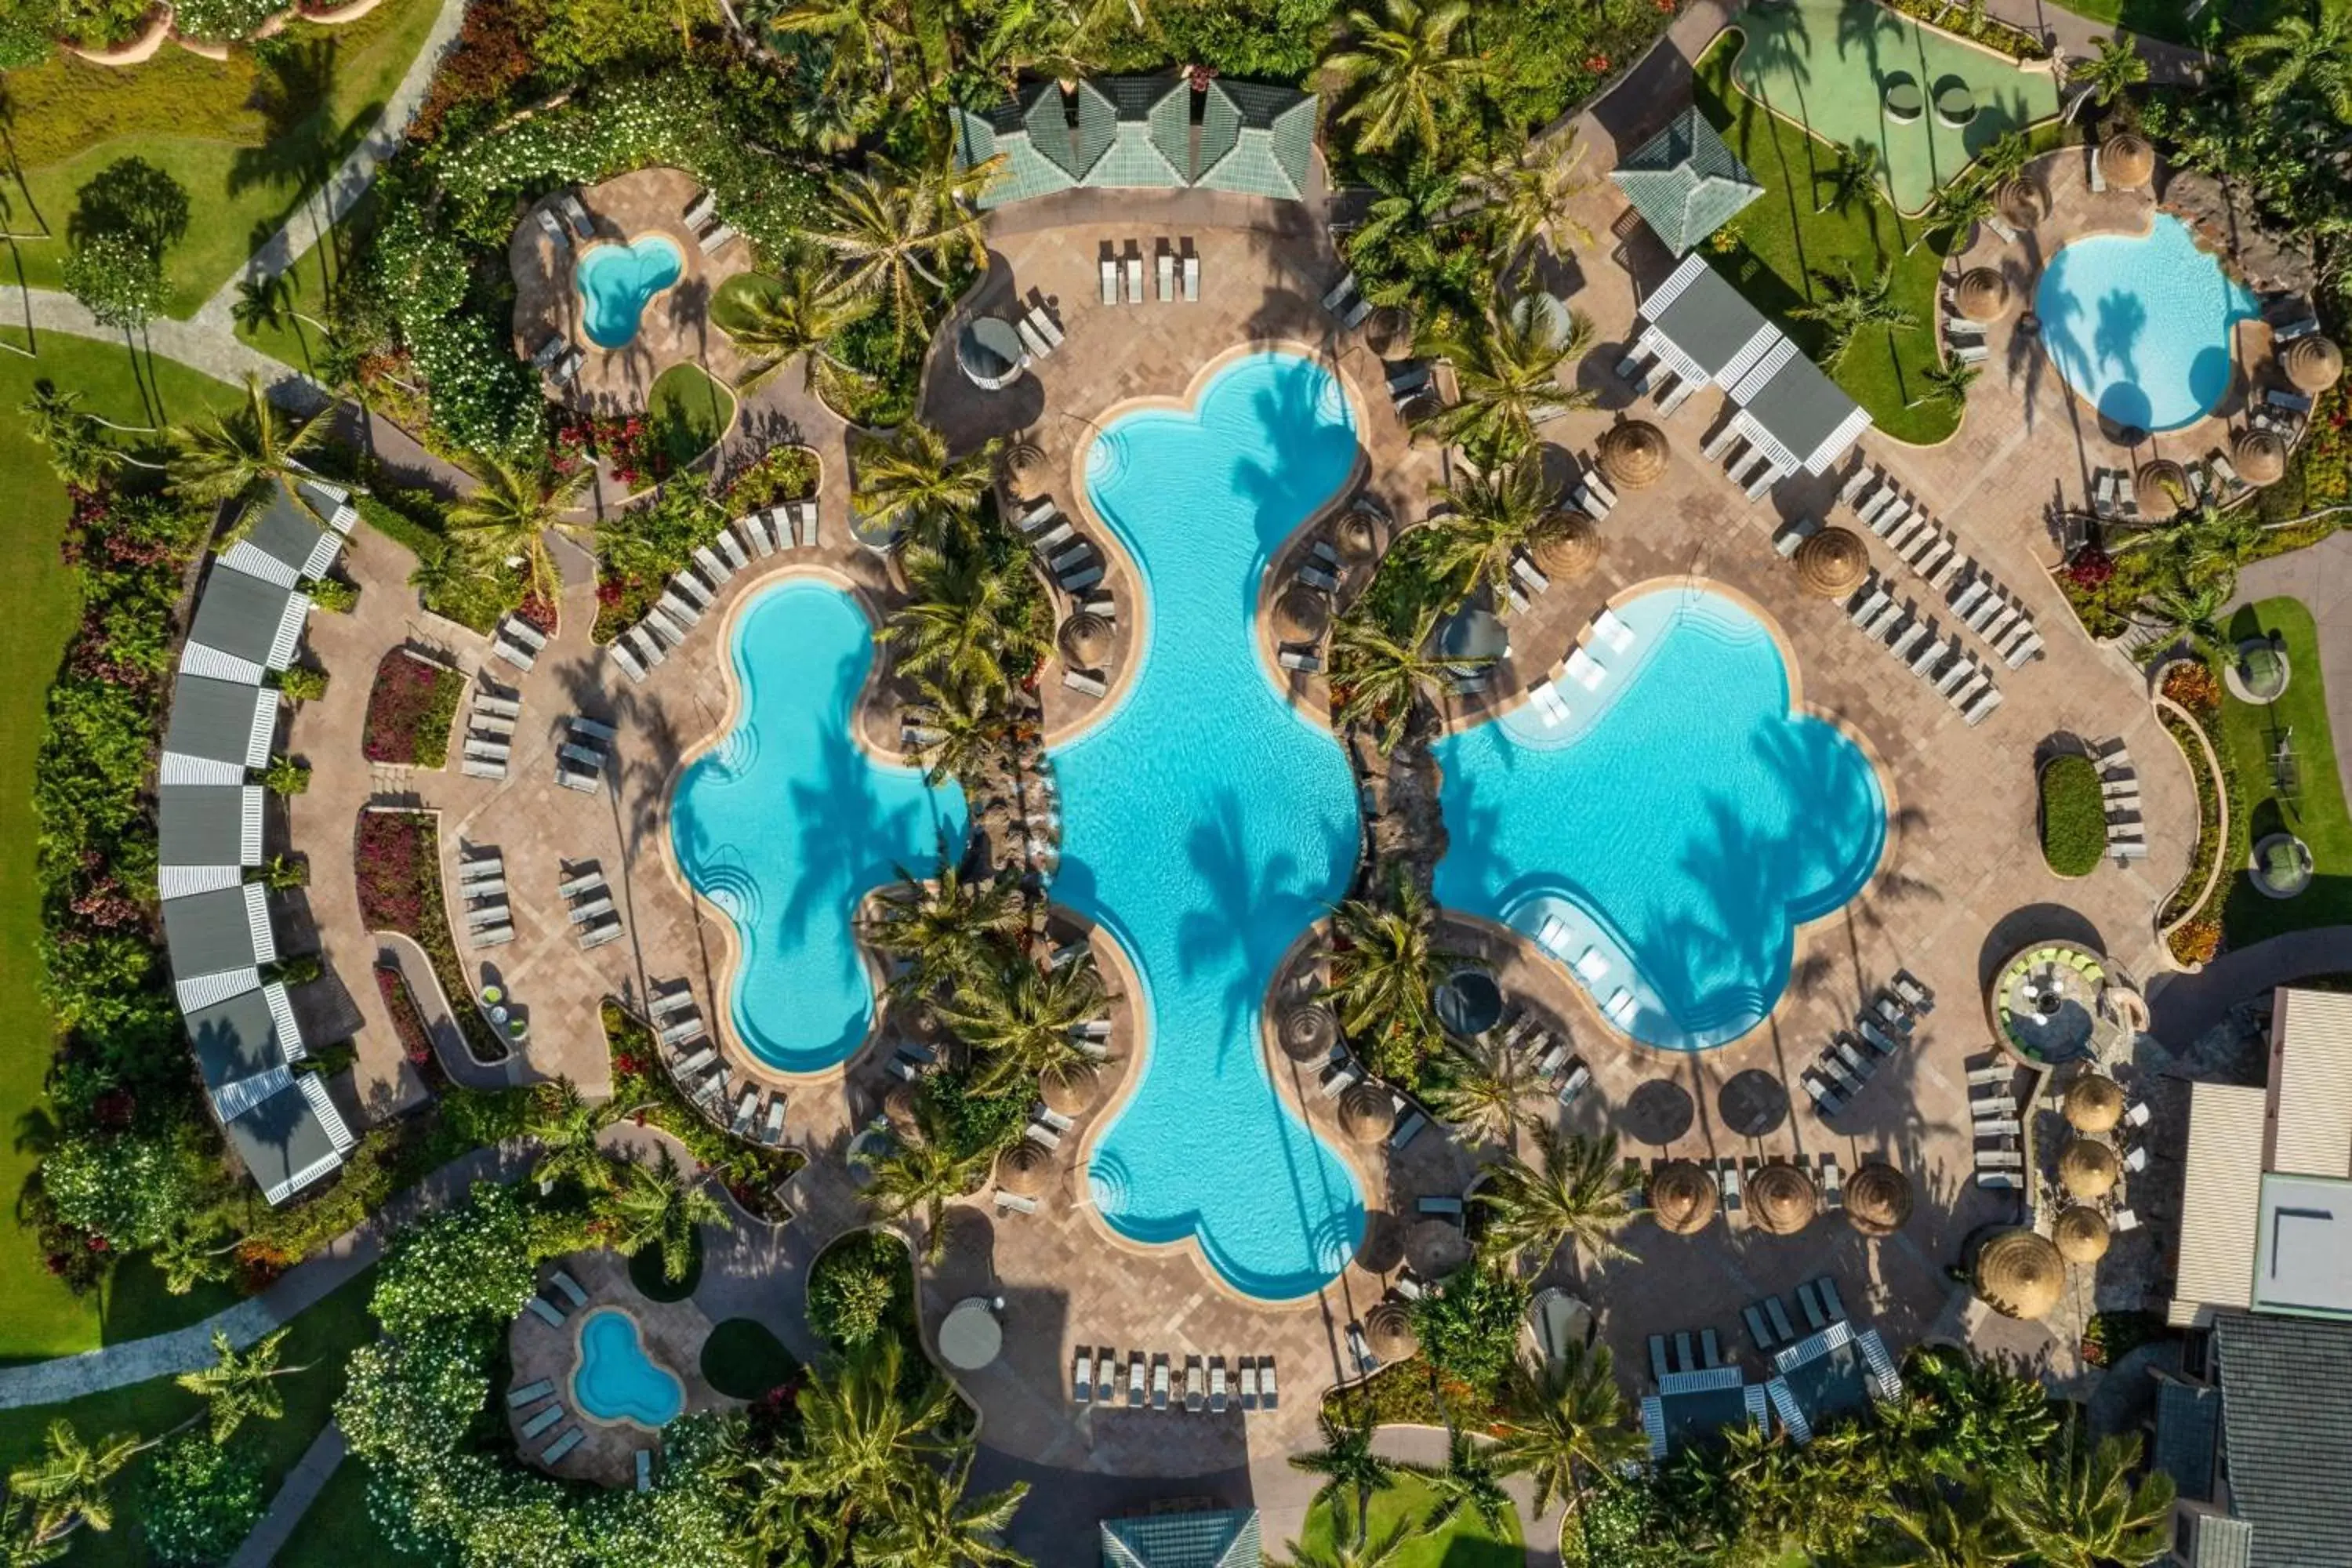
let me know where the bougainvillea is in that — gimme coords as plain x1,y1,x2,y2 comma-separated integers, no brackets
361,650,466,766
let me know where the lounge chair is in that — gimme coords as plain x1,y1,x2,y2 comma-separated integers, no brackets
1210,1358,1229,1413
535,209,570,249
1100,256,1118,305
763,1097,787,1145
526,1296,565,1327
1529,680,1570,726
1348,1323,1379,1375
1606,989,1638,1025
558,193,593,238
1534,913,1571,956
1819,1278,1846,1321
1279,648,1324,673
1260,1356,1278,1409
1555,1060,1592,1105
1184,1357,1206,1412
731,1087,758,1135
1574,946,1610,983
1152,1356,1170,1409
1765,1297,1796,1344
1565,648,1605,691
1322,270,1359,313
1073,1350,1094,1403
1064,670,1108,699
1157,249,1174,303
1182,251,1199,302
1240,1359,1259,1410
521,1403,567,1439
1129,1353,1148,1406
551,1270,590,1308
1744,1303,1775,1352
1649,1334,1669,1382
1124,253,1145,305
507,1379,555,1408
1798,1282,1827,1332
1717,1158,1742,1214
1417,1195,1465,1218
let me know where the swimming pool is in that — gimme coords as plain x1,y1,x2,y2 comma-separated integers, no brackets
1062,350,1367,1301
1433,587,1884,1050
2037,215,2259,432
575,234,684,350
572,1308,684,1427
670,579,967,1073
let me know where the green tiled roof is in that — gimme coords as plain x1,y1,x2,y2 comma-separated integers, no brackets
2213,1311,2352,1568
1087,78,1185,189
1100,1510,1260,1568
952,78,1315,207
951,104,1073,208
1610,105,1764,256
1194,82,1315,200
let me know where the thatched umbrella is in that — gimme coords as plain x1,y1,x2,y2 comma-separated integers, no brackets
2102,132,2154,189
2054,1204,2112,1265
882,1082,920,1136
1598,421,1671,490
1955,267,2013,323
1750,1162,1819,1236
1273,585,1330,645
1844,1161,1914,1238
2285,335,2343,394
996,1140,1051,1198
1649,1160,1719,1236
1356,1210,1406,1273
2060,1137,2122,1200
1059,612,1112,670
1996,177,2048,228
1339,505,1384,563
1974,1229,2065,1319
2235,427,2288,486
1365,307,1414,360
1794,527,1871,597
1340,1081,1395,1145
2062,1073,2125,1134
1280,1004,1341,1062
2135,460,2189,521
1365,1300,1418,1361
1001,439,1047,499
1040,1061,1098,1116
1531,512,1600,580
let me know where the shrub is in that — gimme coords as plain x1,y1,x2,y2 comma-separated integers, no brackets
377,964,435,1066
262,755,311,794
1408,1261,1527,1397
721,444,819,511
601,1003,800,1212
361,650,466,767
2162,662,2221,714
307,575,360,613
2170,916,2223,965
143,1432,266,1566
807,1231,914,1355
2039,754,2107,877
276,666,328,703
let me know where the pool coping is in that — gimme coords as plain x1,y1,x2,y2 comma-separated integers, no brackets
566,1303,689,1436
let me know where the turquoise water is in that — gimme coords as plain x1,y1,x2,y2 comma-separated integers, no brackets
575,234,684,349
1064,352,1367,1301
572,1308,684,1427
2037,216,2259,432
1433,587,1885,1050
670,580,967,1073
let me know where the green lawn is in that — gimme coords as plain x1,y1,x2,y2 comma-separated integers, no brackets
274,1451,374,1567
1694,33,1960,446
0,0,441,317
0,1269,376,1566
2218,597,2352,944
228,193,374,372
1295,1475,1523,1568
0,329,243,1363
648,362,735,469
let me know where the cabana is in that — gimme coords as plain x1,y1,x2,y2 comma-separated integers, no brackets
221,1073,354,1206
158,784,265,898
161,882,278,1010
181,563,311,684
161,673,278,786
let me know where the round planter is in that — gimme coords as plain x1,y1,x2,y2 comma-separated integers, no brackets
2224,639,2289,704
2249,833,2314,899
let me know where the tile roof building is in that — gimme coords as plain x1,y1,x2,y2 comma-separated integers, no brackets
952,78,1316,207
1100,1508,1261,1568
1610,104,1764,256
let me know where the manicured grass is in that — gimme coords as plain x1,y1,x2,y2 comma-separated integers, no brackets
2218,597,2352,944
709,271,782,339
2039,753,2108,876
0,329,241,1363
0,0,441,317
229,193,376,372
699,1316,800,1401
1694,34,1961,447
1295,1475,1523,1568
648,362,735,469
274,1451,374,1566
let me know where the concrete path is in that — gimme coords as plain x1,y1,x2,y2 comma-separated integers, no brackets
9,288,331,409
228,1421,347,1568
2147,925,2352,1043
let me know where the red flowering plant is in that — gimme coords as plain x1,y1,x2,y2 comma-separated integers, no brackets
2062,545,2114,590
361,650,466,766
555,410,667,492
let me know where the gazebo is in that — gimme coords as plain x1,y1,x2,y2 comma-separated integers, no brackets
1280,1003,1340,1062
2054,1204,2112,1265
2063,1073,2125,1134
1794,527,1870,597
1609,105,1766,256
1974,1229,2066,1319
2060,1137,2122,1200
1844,1162,1914,1238
2102,133,2155,190
1955,267,2012,323
2234,428,2288,486
2285,336,2343,394
1599,421,1671,490
1650,1160,1720,1236
1750,1162,1819,1236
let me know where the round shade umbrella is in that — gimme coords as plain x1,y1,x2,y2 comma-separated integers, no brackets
2136,460,2188,521
1749,1161,1819,1235
997,1140,1051,1198
2060,1137,2122,1200
2103,133,2155,189
1340,1081,1395,1145
2062,1073,2125,1134
1338,510,1382,563
1356,1210,1406,1273
937,1299,1002,1370
882,1083,920,1135
1531,512,1599,580
1974,1229,2066,1319
1366,1300,1418,1361
1001,439,1047,498
2234,428,2288,486
1281,1004,1341,1062
1997,178,2048,228
1040,1061,1098,1116
1598,421,1671,490
1273,585,1330,644
2054,1204,2112,1264
2285,335,2343,394
1365,307,1414,360
1795,527,1871,597
1956,267,2012,323
1844,1161,1915,1238
1059,612,1112,670
1648,1160,1719,1236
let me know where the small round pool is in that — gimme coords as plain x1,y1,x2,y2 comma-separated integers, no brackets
575,234,684,350
2036,215,2259,432
571,1308,684,1428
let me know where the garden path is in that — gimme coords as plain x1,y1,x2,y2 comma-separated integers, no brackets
2231,535,2352,810
227,1421,346,1568
10,289,332,409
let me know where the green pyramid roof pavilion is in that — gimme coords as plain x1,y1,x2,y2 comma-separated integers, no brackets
1610,106,1765,256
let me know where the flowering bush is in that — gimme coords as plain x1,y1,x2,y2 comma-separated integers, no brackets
2162,661,2222,715
2062,545,2115,591
376,965,435,1068
361,650,465,766
2169,916,2223,965
355,811,509,1064
557,408,666,491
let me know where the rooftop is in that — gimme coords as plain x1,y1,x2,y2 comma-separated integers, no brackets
1610,104,1763,256
2212,1311,2352,1568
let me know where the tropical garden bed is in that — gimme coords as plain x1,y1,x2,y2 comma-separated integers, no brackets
2158,662,2231,965
358,648,463,766
601,1001,800,1218
590,443,817,643
352,808,507,1063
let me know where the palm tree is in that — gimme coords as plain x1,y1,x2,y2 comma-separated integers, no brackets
1473,1127,1642,1268
2067,34,2147,118
855,1101,994,1259
1911,179,1996,255
2229,0,2352,122
768,0,912,96
1423,1027,1542,1148
852,423,1000,551
1794,260,1919,365
18,385,125,487
1816,139,1882,215
725,270,877,407
444,454,591,604
1330,605,1463,753
174,1327,312,1443
865,854,1022,1000
1882,1483,2026,1567
1491,1342,1642,1517
6,1421,152,1543
1270,1515,1412,1568
165,372,328,506
1349,154,1465,303
1405,1431,1513,1535
2142,579,2230,651
785,1337,960,1525
1290,1403,1403,1545
900,674,1007,785
937,953,1106,1094
151,1214,241,1296
1323,0,1481,155
608,1147,732,1282
1417,295,1597,464
1911,358,1981,411
0,1503,67,1566
1994,1425,2173,1568
1428,451,1573,613
811,155,998,347
1323,871,1459,1076
1476,131,1595,277
524,1076,611,1192
858,1459,1032,1568
882,545,1046,701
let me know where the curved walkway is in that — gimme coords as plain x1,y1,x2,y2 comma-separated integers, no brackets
2147,925,2352,1044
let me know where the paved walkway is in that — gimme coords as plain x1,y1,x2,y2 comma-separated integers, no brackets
227,1421,346,1568
10,289,330,408
2147,925,2352,1043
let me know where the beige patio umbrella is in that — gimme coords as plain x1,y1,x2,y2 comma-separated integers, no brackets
1365,1300,1418,1361
1749,1161,1819,1236
2053,1204,2112,1265
1365,307,1414,360
2135,460,2189,521
1338,509,1382,564
2062,1072,2125,1134
1001,439,1047,499
1273,585,1330,645
1974,1229,2065,1319
1997,177,2049,228
1955,267,2013,324
1844,1161,1915,1238
1059,612,1112,670
1040,1060,1099,1116
1280,1003,1341,1062
1356,1210,1406,1274
1598,420,1671,490
1648,1160,1719,1236
996,1140,1051,1198
2285,335,2343,394
1795,527,1871,597
2102,133,2155,190
1532,512,1600,580
1340,1082,1395,1146
2060,1136,2122,1200
2234,427,2288,486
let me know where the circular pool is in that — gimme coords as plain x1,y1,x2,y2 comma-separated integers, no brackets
2036,215,2259,432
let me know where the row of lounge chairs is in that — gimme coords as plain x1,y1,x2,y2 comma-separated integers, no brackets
1320,268,1374,330
462,681,521,782
1013,299,1067,362
1698,419,1784,503
608,506,822,683
1076,1349,1278,1413
1648,1326,1725,1382
1099,240,1200,305
1845,572,2005,727
1533,912,1640,1029
561,863,624,951
1493,1007,1591,1105
515,1269,595,1463
1616,343,1702,418
494,613,548,673
1385,360,1437,417
556,713,615,794
1518,605,1637,740
461,848,512,949
1016,496,1108,601
679,187,738,257
728,1083,788,1144
2091,737,2147,860
1844,466,2043,667
1803,973,1933,1117
1568,454,1619,520
1744,1276,1847,1354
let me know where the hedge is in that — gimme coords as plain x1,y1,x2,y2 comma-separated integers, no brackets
2039,754,2107,877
